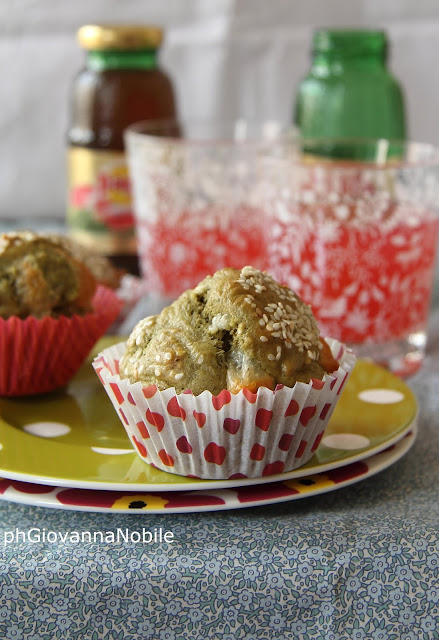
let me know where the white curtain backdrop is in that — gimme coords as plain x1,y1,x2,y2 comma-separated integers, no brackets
1,0,439,220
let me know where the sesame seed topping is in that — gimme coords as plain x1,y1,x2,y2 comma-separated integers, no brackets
267,354,276,361
198,355,204,365
175,372,184,380
236,266,321,362
154,368,161,377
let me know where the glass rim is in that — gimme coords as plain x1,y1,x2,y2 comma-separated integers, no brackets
298,136,439,169
125,123,439,167
124,118,298,147
283,137,439,169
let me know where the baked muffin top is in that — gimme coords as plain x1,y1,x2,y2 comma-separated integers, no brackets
42,233,124,290
120,266,339,395
0,231,97,319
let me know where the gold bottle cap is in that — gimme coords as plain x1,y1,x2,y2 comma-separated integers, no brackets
77,24,163,51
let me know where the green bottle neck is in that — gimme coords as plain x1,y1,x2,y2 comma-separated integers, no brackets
311,51,386,75
86,49,158,71
311,30,388,75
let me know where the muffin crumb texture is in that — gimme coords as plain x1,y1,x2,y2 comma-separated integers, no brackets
0,231,96,319
42,232,124,289
120,266,338,395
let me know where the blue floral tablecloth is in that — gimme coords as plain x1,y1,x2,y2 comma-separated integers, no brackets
0,244,438,638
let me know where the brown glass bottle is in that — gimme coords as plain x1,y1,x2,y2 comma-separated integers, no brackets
67,24,178,275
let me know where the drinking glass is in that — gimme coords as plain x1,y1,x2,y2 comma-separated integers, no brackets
125,119,294,310
126,125,439,376
263,138,439,376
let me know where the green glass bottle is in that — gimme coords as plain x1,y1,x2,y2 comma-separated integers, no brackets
294,29,406,142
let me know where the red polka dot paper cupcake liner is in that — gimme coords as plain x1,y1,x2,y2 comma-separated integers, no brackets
93,339,356,480
0,286,122,397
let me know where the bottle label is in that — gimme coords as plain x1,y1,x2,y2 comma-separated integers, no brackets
67,147,137,255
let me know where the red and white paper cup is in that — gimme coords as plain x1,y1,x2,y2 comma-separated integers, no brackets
94,338,356,480
0,286,122,397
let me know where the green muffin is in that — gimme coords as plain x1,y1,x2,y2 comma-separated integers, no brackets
120,266,339,396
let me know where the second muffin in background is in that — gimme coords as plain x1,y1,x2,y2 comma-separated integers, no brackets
0,230,121,396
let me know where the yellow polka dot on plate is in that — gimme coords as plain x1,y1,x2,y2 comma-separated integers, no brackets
112,494,168,509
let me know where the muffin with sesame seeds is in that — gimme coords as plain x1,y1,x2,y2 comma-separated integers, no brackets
119,266,339,395
0,230,122,396
94,266,356,479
